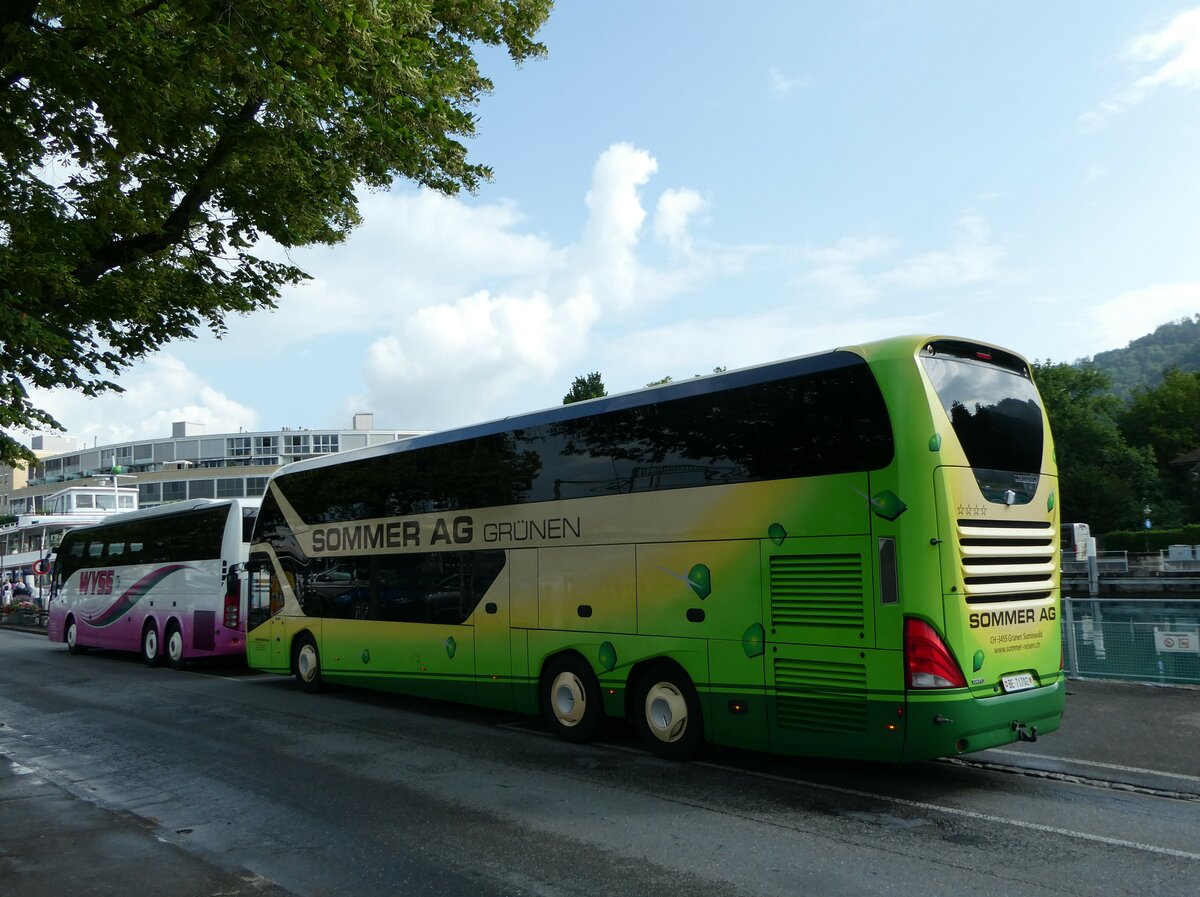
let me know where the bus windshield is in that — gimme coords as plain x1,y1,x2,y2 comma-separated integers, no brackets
920,342,1044,503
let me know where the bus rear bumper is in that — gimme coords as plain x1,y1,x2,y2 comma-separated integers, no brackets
901,673,1066,761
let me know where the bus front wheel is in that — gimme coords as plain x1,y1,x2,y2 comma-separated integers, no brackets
141,623,162,666
540,654,603,743
632,662,704,760
294,635,323,693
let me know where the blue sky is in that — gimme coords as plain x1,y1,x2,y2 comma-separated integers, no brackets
29,2,1200,446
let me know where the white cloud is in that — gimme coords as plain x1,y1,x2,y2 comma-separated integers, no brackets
28,356,258,446
364,289,598,426
769,67,811,98
876,215,1005,290
797,236,895,306
1084,281,1200,354
654,188,707,254
1081,6,1200,127
796,217,1006,304
233,190,565,349
573,142,659,308
359,142,712,428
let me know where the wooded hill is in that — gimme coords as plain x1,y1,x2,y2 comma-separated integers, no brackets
1034,314,1200,535
1087,315,1200,398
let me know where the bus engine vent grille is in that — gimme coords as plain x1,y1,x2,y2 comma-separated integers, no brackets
773,657,867,733
955,519,1057,604
769,554,865,628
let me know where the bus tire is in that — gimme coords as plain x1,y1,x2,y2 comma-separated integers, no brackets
141,622,162,666
165,622,187,671
293,634,323,693
540,654,604,743
632,662,704,761
65,618,87,655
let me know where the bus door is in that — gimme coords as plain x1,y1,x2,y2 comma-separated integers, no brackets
245,550,289,673
759,533,898,761
472,551,513,712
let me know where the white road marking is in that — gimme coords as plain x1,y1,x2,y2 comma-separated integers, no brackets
982,748,1200,785
694,760,1200,862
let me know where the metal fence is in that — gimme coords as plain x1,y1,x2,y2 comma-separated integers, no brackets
1062,597,1200,686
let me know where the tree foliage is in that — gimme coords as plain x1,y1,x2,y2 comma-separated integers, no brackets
562,371,606,405
1032,361,1158,533
1119,367,1200,525
0,0,552,467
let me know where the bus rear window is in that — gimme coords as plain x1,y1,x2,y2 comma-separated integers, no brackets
920,342,1044,502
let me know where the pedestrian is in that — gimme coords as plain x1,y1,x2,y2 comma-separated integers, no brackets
1,579,10,606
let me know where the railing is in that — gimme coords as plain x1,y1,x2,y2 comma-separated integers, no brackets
1062,597,1200,686
1061,550,1129,577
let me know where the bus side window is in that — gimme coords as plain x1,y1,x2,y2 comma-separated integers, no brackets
246,552,282,631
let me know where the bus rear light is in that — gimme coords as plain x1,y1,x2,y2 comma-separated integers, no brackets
905,618,967,689
224,591,240,630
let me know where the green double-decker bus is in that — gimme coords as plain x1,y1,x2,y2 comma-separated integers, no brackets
244,335,1064,761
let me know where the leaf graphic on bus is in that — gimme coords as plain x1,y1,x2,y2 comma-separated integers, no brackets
654,564,712,599
83,564,192,628
598,641,618,672
742,623,765,658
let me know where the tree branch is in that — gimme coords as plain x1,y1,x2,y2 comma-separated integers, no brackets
71,97,265,285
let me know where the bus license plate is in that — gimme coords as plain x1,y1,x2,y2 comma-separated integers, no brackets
1001,673,1036,693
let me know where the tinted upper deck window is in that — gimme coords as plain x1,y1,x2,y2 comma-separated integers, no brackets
281,353,895,524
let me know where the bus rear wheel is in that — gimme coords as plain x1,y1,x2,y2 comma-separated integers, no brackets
632,662,704,760
540,654,603,743
65,618,87,655
141,623,162,666
165,623,187,671
294,635,323,693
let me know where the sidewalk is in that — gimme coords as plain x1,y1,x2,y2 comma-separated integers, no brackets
0,760,294,897
981,676,1200,795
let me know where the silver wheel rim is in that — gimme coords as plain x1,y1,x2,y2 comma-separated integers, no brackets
66,622,76,649
297,644,318,682
168,630,183,663
144,629,158,659
550,671,587,727
644,682,689,744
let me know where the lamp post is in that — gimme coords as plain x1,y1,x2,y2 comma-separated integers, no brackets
1143,502,1152,554
104,465,136,512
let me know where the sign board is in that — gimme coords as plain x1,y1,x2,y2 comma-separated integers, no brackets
1154,630,1199,654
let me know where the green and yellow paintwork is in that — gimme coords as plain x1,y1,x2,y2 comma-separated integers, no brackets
247,334,1063,762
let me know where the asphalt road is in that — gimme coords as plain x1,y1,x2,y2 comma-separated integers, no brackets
2,626,1198,897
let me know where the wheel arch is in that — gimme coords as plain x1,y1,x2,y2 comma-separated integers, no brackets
537,648,594,691
289,628,319,675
